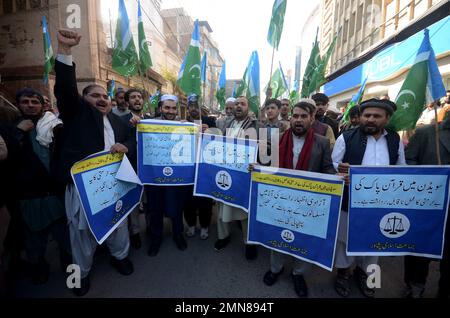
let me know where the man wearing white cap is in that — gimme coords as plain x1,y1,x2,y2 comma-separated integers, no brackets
214,96,259,261
146,94,191,257
216,97,236,133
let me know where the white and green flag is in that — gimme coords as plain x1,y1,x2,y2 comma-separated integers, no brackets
112,0,139,77
42,16,54,84
138,0,152,74
267,0,287,50
387,29,446,131
216,61,227,110
265,62,288,99
178,19,202,97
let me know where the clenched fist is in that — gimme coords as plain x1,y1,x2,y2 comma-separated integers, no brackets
57,29,82,55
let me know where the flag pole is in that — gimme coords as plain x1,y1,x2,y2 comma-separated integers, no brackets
0,94,20,113
138,73,150,118
268,46,276,98
434,103,442,165
261,46,275,121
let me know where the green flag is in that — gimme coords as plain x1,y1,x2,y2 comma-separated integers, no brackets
387,29,446,131
245,52,261,115
178,20,202,96
216,61,227,110
42,16,54,84
289,80,300,105
235,68,248,97
301,30,320,98
236,52,261,114
112,0,139,77
138,0,152,74
308,32,338,94
267,0,287,50
264,63,288,99
343,77,367,124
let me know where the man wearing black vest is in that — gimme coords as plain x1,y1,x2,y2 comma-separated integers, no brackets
312,93,339,139
54,30,135,296
402,115,450,298
331,98,406,298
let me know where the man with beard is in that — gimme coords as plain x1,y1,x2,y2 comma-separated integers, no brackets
279,99,291,128
262,99,335,298
53,29,135,296
402,112,450,298
312,93,339,139
121,89,145,249
146,95,190,256
184,94,216,240
214,96,259,260
112,89,130,117
124,89,146,120
186,94,216,132
216,97,236,133
437,90,450,123
5,88,70,286
331,98,406,298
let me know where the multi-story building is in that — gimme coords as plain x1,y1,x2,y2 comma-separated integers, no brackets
0,0,180,109
316,0,450,109
161,8,224,110
100,0,181,95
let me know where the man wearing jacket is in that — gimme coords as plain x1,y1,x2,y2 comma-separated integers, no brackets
53,29,135,296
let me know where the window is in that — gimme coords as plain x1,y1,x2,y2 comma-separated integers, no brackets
1,0,47,15
356,3,363,31
343,19,349,43
3,0,13,14
15,0,26,11
349,11,356,37
29,0,40,9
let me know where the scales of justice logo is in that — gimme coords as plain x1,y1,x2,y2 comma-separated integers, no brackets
215,171,232,190
379,212,410,239
163,167,173,177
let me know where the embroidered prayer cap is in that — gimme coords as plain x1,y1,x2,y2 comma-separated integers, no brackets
226,97,236,104
160,94,178,103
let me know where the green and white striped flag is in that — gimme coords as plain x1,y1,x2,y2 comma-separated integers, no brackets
387,29,446,131
216,61,227,110
112,0,139,77
264,62,288,99
178,20,202,96
42,16,54,84
301,30,320,97
308,31,338,94
267,0,287,50
138,0,152,74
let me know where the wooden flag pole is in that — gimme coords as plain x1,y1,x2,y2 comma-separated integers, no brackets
268,46,276,100
261,46,276,121
0,94,20,113
434,102,442,165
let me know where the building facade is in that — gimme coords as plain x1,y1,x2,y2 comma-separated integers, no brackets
0,0,181,109
316,0,449,109
161,8,224,110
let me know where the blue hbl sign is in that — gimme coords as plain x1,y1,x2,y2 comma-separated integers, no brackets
324,16,450,97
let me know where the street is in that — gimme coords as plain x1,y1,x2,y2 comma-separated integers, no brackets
11,208,441,298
